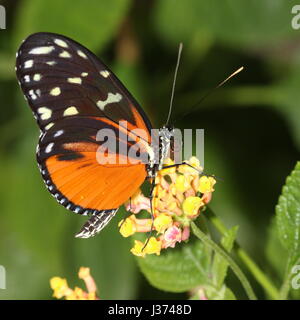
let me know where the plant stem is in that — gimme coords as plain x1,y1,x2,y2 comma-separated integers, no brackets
279,272,291,300
206,208,280,300
191,222,257,300
279,256,300,300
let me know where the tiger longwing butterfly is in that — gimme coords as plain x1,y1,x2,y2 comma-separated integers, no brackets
16,32,175,238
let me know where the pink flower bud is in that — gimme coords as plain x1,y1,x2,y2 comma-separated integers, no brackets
181,226,190,241
162,226,182,248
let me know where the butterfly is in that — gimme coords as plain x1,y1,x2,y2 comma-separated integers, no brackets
15,32,176,238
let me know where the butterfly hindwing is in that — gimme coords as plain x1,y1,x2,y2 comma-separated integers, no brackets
38,116,148,213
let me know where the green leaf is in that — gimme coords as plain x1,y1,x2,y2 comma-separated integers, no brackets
12,0,130,51
211,226,239,289
276,162,300,299
189,285,236,300
137,237,212,293
223,287,237,300
205,285,236,300
153,0,295,48
265,218,288,279
276,162,300,266
191,222,257,300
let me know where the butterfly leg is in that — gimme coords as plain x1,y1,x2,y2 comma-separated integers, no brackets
162,162,219,180
75,209,118,238
162,161,202,172
142,178,156,250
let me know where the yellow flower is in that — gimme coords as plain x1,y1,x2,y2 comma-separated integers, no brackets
87,292,97,300
189,156,202,170
131,240,146,257
159,158,176,175
131,237,162,257
66,287,85,300
123,157,216,256
119,215,137,237
144,237,162,255
154,213,173,233
78,267,90,280
198,176,216,193
50,267,99,300
182,196,204,217
78,267,97,294
50,277,70,299
167,201,178,212
175,174,191,192
178,157,202,175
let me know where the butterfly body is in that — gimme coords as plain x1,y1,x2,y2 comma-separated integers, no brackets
16,32,172,238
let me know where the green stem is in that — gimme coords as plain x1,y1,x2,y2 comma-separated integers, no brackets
279,271,291,300
191,222,257,300
206,208,280,300
279,256,300,300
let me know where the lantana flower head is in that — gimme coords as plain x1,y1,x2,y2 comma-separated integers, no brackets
50,267,99,300
120,157,216,257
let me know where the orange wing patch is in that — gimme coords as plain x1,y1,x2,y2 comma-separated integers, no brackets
45,152,147,211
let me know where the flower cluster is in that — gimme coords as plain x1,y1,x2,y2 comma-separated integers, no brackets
50,267,99,300
119,157,216,257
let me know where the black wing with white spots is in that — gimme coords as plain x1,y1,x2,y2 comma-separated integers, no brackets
16,32,152,134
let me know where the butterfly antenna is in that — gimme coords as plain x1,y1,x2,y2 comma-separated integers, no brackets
174,66,244,124
166,42,183,126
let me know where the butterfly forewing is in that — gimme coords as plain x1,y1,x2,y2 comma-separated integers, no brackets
16,32,153,236
16,32,152,135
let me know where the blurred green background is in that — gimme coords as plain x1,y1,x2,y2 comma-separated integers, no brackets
0,0,300,299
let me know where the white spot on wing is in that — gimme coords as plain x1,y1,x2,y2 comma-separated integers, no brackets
63,106,79,116
28,89,37,100
38,107,52,120
46,61,56,66
29,46,55,55
50,87,61,96
54,39,68,48
67,77,82,84
45,142,54,153
97,93,122,111
81,72,88,77
74,207,81,213
54,130,64,137
33,74,42,81
59,51,71,58
24,60,33,68
77,50,87,59
45,122,54,130
24,75,30,82
100,70,110,78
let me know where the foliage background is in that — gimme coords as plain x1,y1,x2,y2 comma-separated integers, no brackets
0,0,299,299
